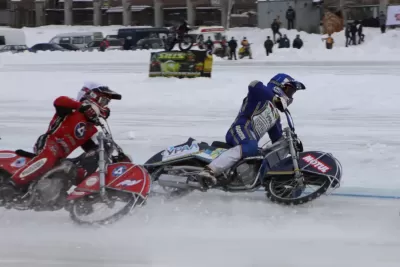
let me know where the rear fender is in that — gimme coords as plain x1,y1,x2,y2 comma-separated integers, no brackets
67,163,151,200
0,150,30,175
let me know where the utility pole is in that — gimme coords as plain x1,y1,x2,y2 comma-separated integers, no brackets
339,0,347,23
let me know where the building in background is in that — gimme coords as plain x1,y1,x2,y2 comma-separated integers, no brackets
257,0,400,33
257,0,321,33
1,0,257,28
3,0,400,28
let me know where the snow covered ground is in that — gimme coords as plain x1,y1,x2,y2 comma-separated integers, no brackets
0,25,400,266
1,193,400,267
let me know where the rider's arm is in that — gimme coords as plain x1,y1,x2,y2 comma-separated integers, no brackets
81,139,98,152
53,96,81,117
248,80,275,100
267,119,283,143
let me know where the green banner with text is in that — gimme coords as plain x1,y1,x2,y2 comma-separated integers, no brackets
149,50,213,78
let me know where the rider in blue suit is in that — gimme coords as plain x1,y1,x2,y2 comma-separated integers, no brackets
198,73,306,187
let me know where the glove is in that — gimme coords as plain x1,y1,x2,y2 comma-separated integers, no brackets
103,106,110,119
296,139,304,152
273,96,288,112
78,103,99,123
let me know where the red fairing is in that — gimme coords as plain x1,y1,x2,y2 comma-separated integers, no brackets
0,150,30,175
67,163,151,200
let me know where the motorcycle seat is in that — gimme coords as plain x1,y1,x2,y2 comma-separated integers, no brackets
211,141,232,149
15,149,36,158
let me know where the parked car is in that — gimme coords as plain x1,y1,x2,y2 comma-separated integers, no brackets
0,45,29,53
29,43,67,52
82,39,122,52
134,38,164,50
106,34,118,40
49,32,104,49
58,43,81,51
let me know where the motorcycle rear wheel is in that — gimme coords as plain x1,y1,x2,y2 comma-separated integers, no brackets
265,173,331,205
69,190,145,225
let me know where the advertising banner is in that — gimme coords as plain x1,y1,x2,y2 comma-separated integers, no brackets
149,50,213,78
386,5,400,26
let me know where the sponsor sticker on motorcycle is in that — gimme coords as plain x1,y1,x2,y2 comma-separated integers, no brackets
10,157,27,168
112,166,127,177
20,158,47,178
302,154,331,173
0,152,16,158
116,179,142,187
162,143,200,161
85,176,98,187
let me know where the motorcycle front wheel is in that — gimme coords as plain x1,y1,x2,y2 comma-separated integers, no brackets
69,189,145,225
265,173,331,205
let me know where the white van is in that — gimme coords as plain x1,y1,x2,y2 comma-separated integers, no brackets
49,32,104,49
188,26,226,47
0,28,26,47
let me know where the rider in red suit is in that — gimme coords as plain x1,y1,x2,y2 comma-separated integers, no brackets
8,82,121,191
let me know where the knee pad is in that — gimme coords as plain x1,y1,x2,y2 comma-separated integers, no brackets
240,140,259,158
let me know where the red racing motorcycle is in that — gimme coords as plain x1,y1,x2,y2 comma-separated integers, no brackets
0,119,151,225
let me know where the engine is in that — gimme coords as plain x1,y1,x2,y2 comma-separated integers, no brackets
233,162,259,186
35,178,65,207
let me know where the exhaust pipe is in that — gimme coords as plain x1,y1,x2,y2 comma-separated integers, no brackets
158,174,202,190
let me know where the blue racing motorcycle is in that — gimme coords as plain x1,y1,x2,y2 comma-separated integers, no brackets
144,110,342,205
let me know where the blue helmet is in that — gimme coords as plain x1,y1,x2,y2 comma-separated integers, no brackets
269,73,306,104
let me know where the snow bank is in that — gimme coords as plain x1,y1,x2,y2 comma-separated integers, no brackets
0,25,399,65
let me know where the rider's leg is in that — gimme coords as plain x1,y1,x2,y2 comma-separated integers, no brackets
11,138,62,187
198,124,258,185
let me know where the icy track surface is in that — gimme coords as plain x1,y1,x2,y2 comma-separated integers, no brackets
1,62,400,266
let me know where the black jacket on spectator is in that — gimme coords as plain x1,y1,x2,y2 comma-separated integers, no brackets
271,21,280,33
264,39,274,50
292,37,303,49
228,39,237,50
278,37,290,48
286,8,295,20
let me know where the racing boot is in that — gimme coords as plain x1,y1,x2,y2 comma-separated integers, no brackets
197,166,217,190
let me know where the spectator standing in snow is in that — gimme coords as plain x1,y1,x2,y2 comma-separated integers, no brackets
345,24,351,47
379,11,386,33
228,37,237,60
286,6,296,30
99,38,109,52
350,22,357,45
123,36,134,50
271,18,282,43
322,34,334,49
292,34,303,49
355,20,365,44
205,36,214,53
264,36,274,56
277,34,290,48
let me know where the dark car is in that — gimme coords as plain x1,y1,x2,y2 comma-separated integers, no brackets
82,39,122,52
0,45,29,53
117,27,169,47
134,38,164,50
58,43,81,51
29,43,67,52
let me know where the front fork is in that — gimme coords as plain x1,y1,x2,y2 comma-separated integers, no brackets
285,128,304,185
97,132,110,203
